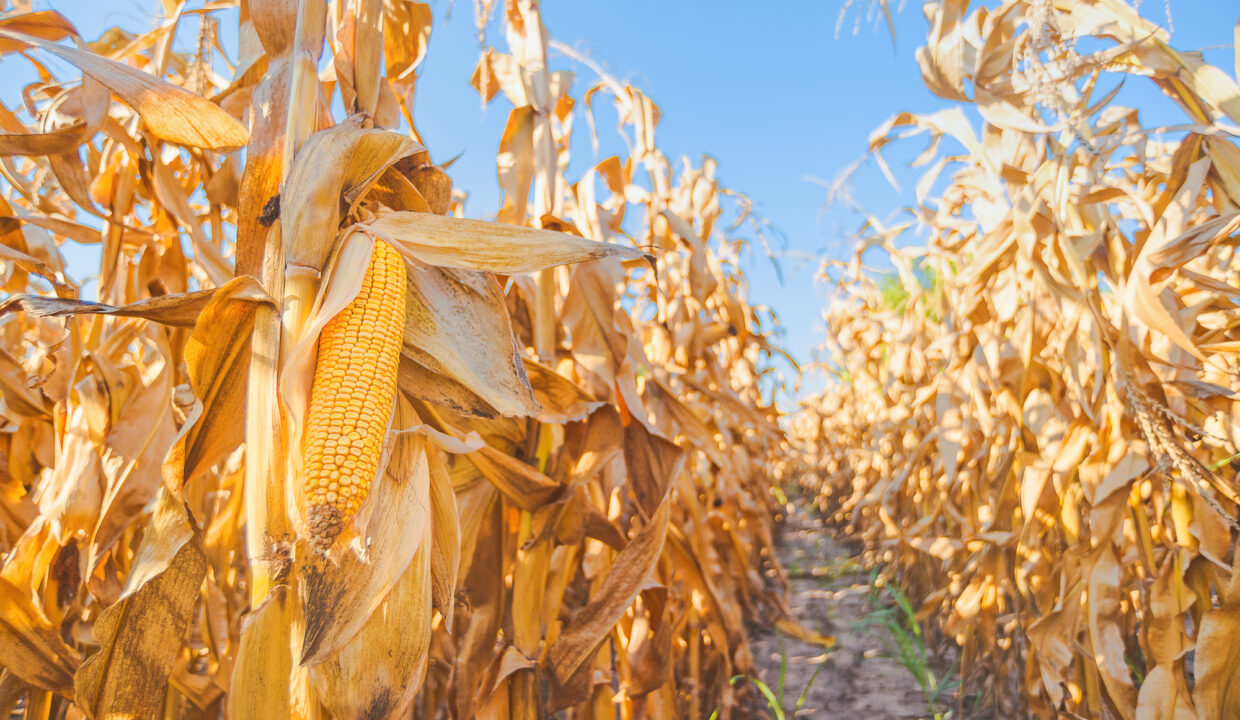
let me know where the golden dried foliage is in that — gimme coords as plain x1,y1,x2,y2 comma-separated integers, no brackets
0,0,790,717
798,0,1240,717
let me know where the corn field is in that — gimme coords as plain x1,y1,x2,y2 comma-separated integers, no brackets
4,0,1240,718
797,0,1240,717
0,0,791,717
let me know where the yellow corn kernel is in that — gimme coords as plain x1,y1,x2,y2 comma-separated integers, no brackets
303,240,406,552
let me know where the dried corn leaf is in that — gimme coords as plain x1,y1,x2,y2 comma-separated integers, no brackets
73,488,207,718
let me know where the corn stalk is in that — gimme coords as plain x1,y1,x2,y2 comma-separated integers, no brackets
799,1,1240,717
0,0,791,717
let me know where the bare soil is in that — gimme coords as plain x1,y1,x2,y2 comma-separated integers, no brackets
748,494,949,719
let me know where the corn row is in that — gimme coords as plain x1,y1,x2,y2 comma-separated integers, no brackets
303,240,406,552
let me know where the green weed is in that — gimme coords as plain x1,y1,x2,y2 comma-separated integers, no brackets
863,572,959,718
710,634,831,719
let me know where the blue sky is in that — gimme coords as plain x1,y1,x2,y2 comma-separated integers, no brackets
10,0,1239,401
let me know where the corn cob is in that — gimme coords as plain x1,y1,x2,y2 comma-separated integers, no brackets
303,240,406,552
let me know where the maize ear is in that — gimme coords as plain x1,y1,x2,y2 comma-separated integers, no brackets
304,240,406,552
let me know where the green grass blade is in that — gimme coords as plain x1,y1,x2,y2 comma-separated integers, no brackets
749,677,787,720
794,655,832,712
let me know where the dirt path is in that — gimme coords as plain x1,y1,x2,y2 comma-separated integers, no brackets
748,494,943,719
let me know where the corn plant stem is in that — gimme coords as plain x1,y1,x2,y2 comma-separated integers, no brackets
243,251,286,605
281,4,330,717
511,508,545,720
522,7,556,712
243,0,321,606
689,607,701,719
27,689,50,720
534,268,556,364
522,0,557,366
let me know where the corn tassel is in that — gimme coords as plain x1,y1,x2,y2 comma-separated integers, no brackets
303,240,406,552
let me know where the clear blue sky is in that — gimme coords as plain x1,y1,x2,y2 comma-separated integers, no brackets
9,1,1238,401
